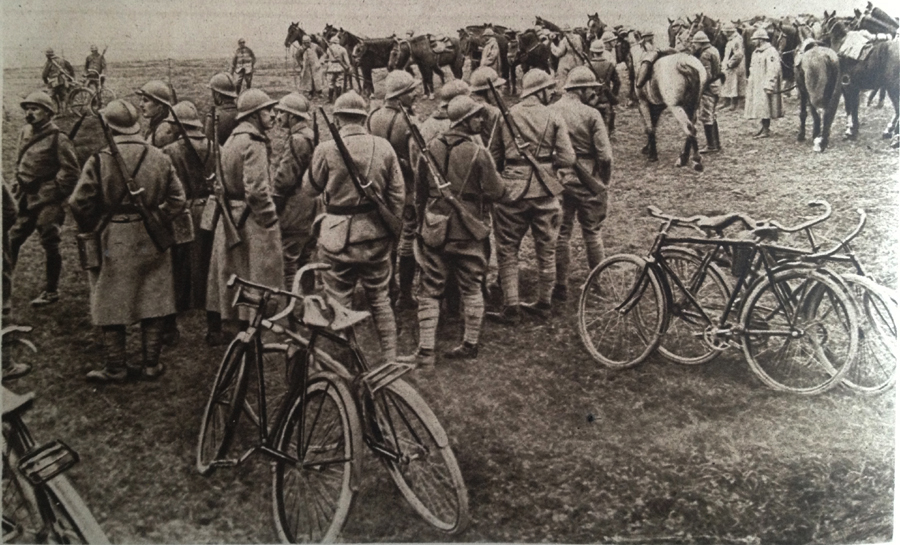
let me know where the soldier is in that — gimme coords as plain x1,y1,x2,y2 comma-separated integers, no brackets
721,23,747,111
3,182,16,319
418,79,471,144
550,67,612,302
481,28,502,75
232,38,256,94
324,36,351,103
162,101,218,343
298,35,322,98
206,89,284,335
84,45,106,92
367,70,420,309
136,80,177,148
745,27,782,139
549,25,584,89
399,96,505,368
505,30,519,95
41,48,75,112
68,100,186,382
467,67,506,169
692,31,722,153
9,91,79,307
634,31,658,89
204,72,239,146
272,93,320,291
486,69,575,324
588,35,621,136
301,91,405,365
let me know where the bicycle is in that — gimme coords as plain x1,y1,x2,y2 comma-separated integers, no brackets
196,263,469,542
2,326,110,544
65,70,116,117
577,201,861,395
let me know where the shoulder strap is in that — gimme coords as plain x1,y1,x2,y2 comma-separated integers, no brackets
436,135,474,197
16,128,60,166
90,145,148,235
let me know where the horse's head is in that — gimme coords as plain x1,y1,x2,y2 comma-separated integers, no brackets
587,13,605,36
285,22,302,48
667,18,688,48
323,24,337,41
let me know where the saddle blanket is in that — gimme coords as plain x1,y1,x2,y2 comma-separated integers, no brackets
429,34,453,54
839,31,874,61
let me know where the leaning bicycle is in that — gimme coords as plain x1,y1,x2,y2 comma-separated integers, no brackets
65,70,116,116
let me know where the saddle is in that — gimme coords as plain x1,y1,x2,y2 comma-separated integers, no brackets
839,30,876,61
428,34,454,54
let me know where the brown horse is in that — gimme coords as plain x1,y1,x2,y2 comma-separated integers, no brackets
794,35,842,152
352,38,396,97
515,28,552,75
389,34,464,98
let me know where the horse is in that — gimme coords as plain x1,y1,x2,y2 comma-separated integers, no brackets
689,14,728,58
284,22,328,64
820,11,900,140
586,12,607,41
389,34,464,98
515,28,552,75
793,32,842,152
636,53,706,171
774,20,803,97
667,17,693,51
351,37,395,97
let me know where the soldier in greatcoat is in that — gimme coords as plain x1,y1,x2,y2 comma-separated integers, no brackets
481,28,502,75
162,101,218,343
418,80,470,144
323,36,351,103
206,89,284,332
745,28,782,138
204,72,239,146
232,38,256,94
298,35,323,98
41,49,75,112
550,67,612,302
69,100,186,382
468,67,507,168
272,93,320,291
398,96,505,368
136,80,178,148
692,31,723,153
549,26,584,90
485,69,575,325
9,91,80,307
84,45,106,92
721,23,747,110
300,91,405,365
588,35,621,136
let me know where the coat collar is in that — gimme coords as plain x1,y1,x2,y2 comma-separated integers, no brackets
112,134,147,145
339,124,367,137
232,120,269,141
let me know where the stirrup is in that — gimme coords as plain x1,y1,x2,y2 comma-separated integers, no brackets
361,362,414,394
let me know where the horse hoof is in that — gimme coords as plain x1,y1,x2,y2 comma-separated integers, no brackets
813,138,824,152
675,159,686,168
692,162,704,173
641,146,649,155
648,155,658,163
797,134,806,142
882,131,893,140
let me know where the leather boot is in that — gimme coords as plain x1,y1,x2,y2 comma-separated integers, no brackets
712,121,721,151
141,317,165,380
397,255,417,309
86,326,129,383
443,342,478,360
699,124,716,153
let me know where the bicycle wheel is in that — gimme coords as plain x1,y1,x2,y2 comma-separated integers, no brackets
272,373,359,544
371,379,469,534
41,477,110,544
740,268,858,395
244,343,301,432
836,275,897,394
90,88,116,115
578,254,666,368
657,248,731,365
196,338,250,475
65,89,93,117
3,417,43,543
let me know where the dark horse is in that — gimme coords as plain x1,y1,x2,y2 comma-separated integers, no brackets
794,32,842,152
389,34,465,98
821,12,900,140
284,22,328,65
353,37,396,97
460,25,511,89
514,29,552,75
689,14,728,58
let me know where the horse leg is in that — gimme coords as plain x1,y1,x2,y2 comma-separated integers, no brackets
797,74,808,142
433,65,446,87
509,61,518,94
818,74,843,152
637,99,657,160
670,106,701,171
843,87,859,139
419,62,435,99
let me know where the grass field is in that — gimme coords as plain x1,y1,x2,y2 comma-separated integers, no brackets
2,53,897,544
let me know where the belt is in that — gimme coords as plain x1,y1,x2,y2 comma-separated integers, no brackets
428,194,481,203
110,213,142,223
505,157,552,167
326,202,377,215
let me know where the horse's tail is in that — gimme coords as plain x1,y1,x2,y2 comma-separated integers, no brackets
823,53,839,106
676,58,702,113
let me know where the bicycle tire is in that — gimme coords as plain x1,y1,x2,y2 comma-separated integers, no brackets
65,88,93,117
244,343,301,433
272,373,360,544
41,476,110,544
90,89,116,115
835,274,897,394
578,254,666,368
740,268,858,395
3,417,43,543
657,247,732,365
371,379,469,534
196,337,250,475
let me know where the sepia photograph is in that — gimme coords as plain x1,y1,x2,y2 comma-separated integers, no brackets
1,0,897,543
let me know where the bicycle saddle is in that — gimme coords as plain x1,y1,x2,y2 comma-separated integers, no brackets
301,295,371,331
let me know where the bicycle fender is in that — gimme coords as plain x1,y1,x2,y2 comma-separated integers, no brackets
312,371,365,493
386,379,450,448
644,257,673,335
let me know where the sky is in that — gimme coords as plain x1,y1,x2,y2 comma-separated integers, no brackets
0,0,876,68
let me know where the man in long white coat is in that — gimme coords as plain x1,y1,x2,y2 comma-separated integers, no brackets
744,27,782,138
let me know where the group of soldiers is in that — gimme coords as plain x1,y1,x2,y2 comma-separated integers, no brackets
40,45,108,113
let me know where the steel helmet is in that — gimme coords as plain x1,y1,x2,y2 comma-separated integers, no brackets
238,38,246,45
333,90,369,117
448,95,485,128
45,48,54,56
483,27,495,37
90,45,98,52
136,80,174,107
101,100,141,135
520,69,555,98
563,66,601,90
438,79,471,105
166,101,204,130
590,40,605,54
384,70,419,99
275,92,311,120
723,22,737,32
602,31,617,44
692,31,710,44
20,91,57,115
330,36,340,44
641,31,655,40
208,72,237,98
751,27,770,41
235,88,278,121
469,66,506,92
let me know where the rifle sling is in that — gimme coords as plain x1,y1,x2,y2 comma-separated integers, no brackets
17,129,60,166
91,145,149,235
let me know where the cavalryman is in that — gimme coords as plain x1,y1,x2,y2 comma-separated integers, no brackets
231,38,256,94
468,67,506,168
272,93,320,291
9,91,79,307
367,70,420,309
301,91,405,365
634,31,658,89
324,36,351,103
206,89,284,334
41,48,75,112
588,34,621,135
486,69,576,324
162,101,217,343
692,31,722,153
550,67,612,302
84,45,106,92
399,95,505,368
136,80,177,148
69,99,186,382
204,72,239,146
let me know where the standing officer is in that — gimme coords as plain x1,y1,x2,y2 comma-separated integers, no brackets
486,69,575,324
721,23,747,111
162,101,218,343
550,67,612,302
692,31,722,153
272,93,319,291
298,35,322,98
399,95,505,368
481,28,502,75
69,100,186,382
324,36,351,103
301,91,405,365
204,72,239,146
9,91,79,307
745,27,782,139
206,89,284,335
41,49,74,112
84,45,106,92
136,80,177,148
232,38,256,94
367,70,419,309
588,35,621,136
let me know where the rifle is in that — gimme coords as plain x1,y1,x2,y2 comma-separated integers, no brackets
486,80,564,197
96,112,175,252
400,107,490,241
203,107,243,248
67,112,89,141
318,107,402,238
312,110,320,147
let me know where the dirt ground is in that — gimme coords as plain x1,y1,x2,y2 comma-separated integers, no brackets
2,53,897,544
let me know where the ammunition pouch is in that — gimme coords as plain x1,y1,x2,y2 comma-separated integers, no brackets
76,231,102,271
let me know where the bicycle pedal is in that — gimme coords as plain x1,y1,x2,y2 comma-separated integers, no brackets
361,362,414,394
17,440,79,486
210,458,240,469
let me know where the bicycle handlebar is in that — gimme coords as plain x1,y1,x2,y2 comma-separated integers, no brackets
648,200,833,236
799,208,866,261
227,262,340,325
765,200,832,233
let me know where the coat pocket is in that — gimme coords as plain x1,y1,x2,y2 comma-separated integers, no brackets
318,214,350,253
420,209,450,248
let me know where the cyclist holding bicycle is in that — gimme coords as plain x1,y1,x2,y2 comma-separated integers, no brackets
41,48,75,113
84,45,106,92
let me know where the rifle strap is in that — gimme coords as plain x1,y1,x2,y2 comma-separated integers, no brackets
286,132,314,196
16,128,60,166
91,145,148,234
